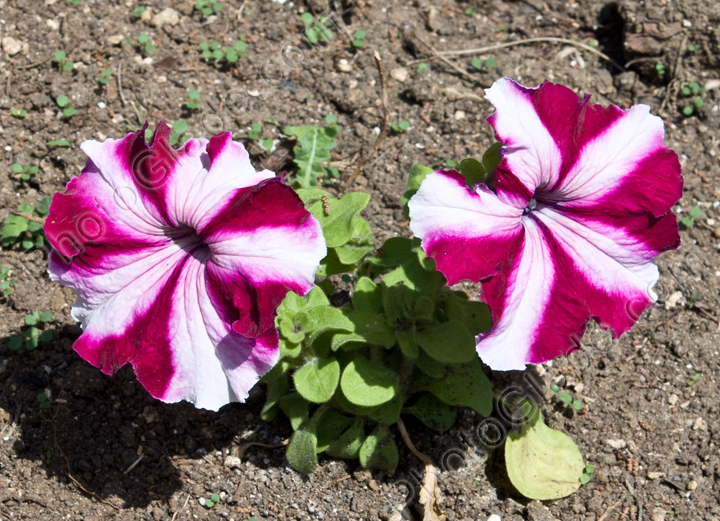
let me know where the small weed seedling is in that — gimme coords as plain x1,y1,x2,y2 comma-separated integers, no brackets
301,12,334,44
353,30,366,48
200,39,247,64
680,205,702,227
687,373,701,386
10,108,27,118
47,139,73,148
186,89,201,110
465,7,478,16
580,464,594,484
681,82,704,116
53,49,74,72
655,62,667,77
687,42,701,52
11,163,39,183
9,310,53,353
131,5,146,17
137,33,155,53
37,391,52,410
446,159,457,168
391,120,411,133
550,384,584,411
201,493,220,508
471,57,496,70
65,0,79,5
284,120,340,188
56,95,76,118
97,68,113,85
195,0,222,16
247,122,274,152
169,120,190,146
0,266,16,296
417,62,428,73
0,198,51,250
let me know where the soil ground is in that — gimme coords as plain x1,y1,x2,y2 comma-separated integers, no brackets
0,0,719,519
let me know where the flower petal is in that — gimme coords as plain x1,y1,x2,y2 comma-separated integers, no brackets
202,179,326,337
408,170,524,285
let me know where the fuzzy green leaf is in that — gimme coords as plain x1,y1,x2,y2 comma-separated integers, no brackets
334,217,374,265
505,412,584,500
459,158,485,187
261,375,289,421
359,424,398,472
294,357,341,403
340,355,399,407
325,418,365,459
279,392,309,431
424,359,492,416
405,394,457,432
352,277,383,314
417,321,476,364
315,408,353,453
366,390,403,425
402,163,434,219
286,426,318,474
445,297,492,335
308,191,370,248
285,125,339,188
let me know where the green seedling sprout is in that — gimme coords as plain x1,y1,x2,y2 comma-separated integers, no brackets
10,310,53,352
54,49,74,71
187,89,201,110
56,95,76,118
580,464,594,484
465,7,478,16
47,139,73,148
11,163,39,182
97,68,113,85
391,120,411,133
680,206,702,228
353,30,366,48
37,391,52,410
301,12,334,44
199,41,223,61
688,43,701,52
655,62,666,76
195,0,222,16
131,5,146,17
417,62,428,73
0,266,15,296
66,0,79,6
471,57,496,70
169,120,190,146
11,108,27,118
446,159,457,168
249,122,263,140
137,33,155,53
1,199,51,251
687,373,701,386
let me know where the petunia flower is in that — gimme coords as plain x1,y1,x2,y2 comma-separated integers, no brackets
409,78,682,371
45,123,326,410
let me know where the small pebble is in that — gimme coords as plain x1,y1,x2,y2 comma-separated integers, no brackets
668,394,678,406
687,480,697,491
336,59,353,72
488,515,502,521
97,101,106,109
713,227,720,239
390,67,408,83
454,110,466,120
198,497,205,506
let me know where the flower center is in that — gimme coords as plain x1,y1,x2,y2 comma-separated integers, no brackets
523,198,537,214
168,225,211,261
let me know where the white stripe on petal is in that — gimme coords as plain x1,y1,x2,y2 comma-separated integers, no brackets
476,217,554,370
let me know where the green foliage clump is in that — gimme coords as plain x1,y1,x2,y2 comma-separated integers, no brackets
353,30,366,48
11,108,27,118
390,120,411,133
131,5,146,17
681,81,705,116
137,33,155,53
170,120,190,147
97,68,113,85
195,0,222,16
56,95,75,118
53,49,74,72
10,310,53,353
11,163,39,183
471,57,496,70
0,266,15,297
301,12,334,44
284,121,340,188
1,199,51,251
680,205,702,228
186,89,201,110
265,186,496,473
199,39,247,64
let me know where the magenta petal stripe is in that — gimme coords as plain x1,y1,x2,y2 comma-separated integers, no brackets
409,78,682,371
45,126,326,410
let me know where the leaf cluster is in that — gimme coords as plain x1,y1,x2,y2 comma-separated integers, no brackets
1,199,51,250
10,310,53,353
301,13,334,44
195,0,222,16
284,123,340,188
680,205,702,228
53,49,74,72
56,95,76,118
0,266,15,297
11,162,39,183
199,39,247,64
264,189,494,473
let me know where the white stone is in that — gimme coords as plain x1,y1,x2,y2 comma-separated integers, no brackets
606,439,626,449
454,110,466,120
336,59,352,72
152,8,180,27
390,67,409,83
488,515,502,521
693,417,707,431
665,291,683,310
668,394,678,406
107,34,125,46
2,37,27,56
140,8,153,23
224,456,242,469
46,19,60,30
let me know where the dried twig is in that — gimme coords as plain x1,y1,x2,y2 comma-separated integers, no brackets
235,439,288,460
397,419,446,521
345,51,389,188
117,61,126,107
411,31,488,86
8,211,45,224
436,37,625,72
13,56,53,70
598,498,624,521
170,494,191,521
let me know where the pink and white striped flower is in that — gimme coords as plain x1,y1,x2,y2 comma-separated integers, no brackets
45,123,326,410
409,78,682,370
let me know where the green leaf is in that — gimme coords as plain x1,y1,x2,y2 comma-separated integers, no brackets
471,58,483,69
138,33,149,44
26,337,39,351
286,426,318,474
36,197,52,216
352,277,383,314
417,320,476,364
680,216,694,227
63,107,75,117
445,297,492,335
11,163,23,173
56,96,70,107
317,248,357,276
305,306,354,347
580,473,591,484
63,61,74,71
9,337,23,351
315,408,352,453
261,375,289,421
346,312,397,348
459,158,485,187
54,50,66,62
340,355,400,407
301,12,314,24
172,120,188,134
505,413,584,500
395,328,418,358
482,142,504,181
279,392,309,431
46,139,73,148
284,125,339,188
405,394,457,432
1,215,29,245
414,349,446,378
558,392,572,404
689,206,702,219
359,424,398,472
294,357,341,403
401,163,434,220
325,418,365,459
308,192,370,248
424,359,492,416
485,57,496,67
39,330,54,343
335,217,374,265
366,390,403,425
25,315,38,326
